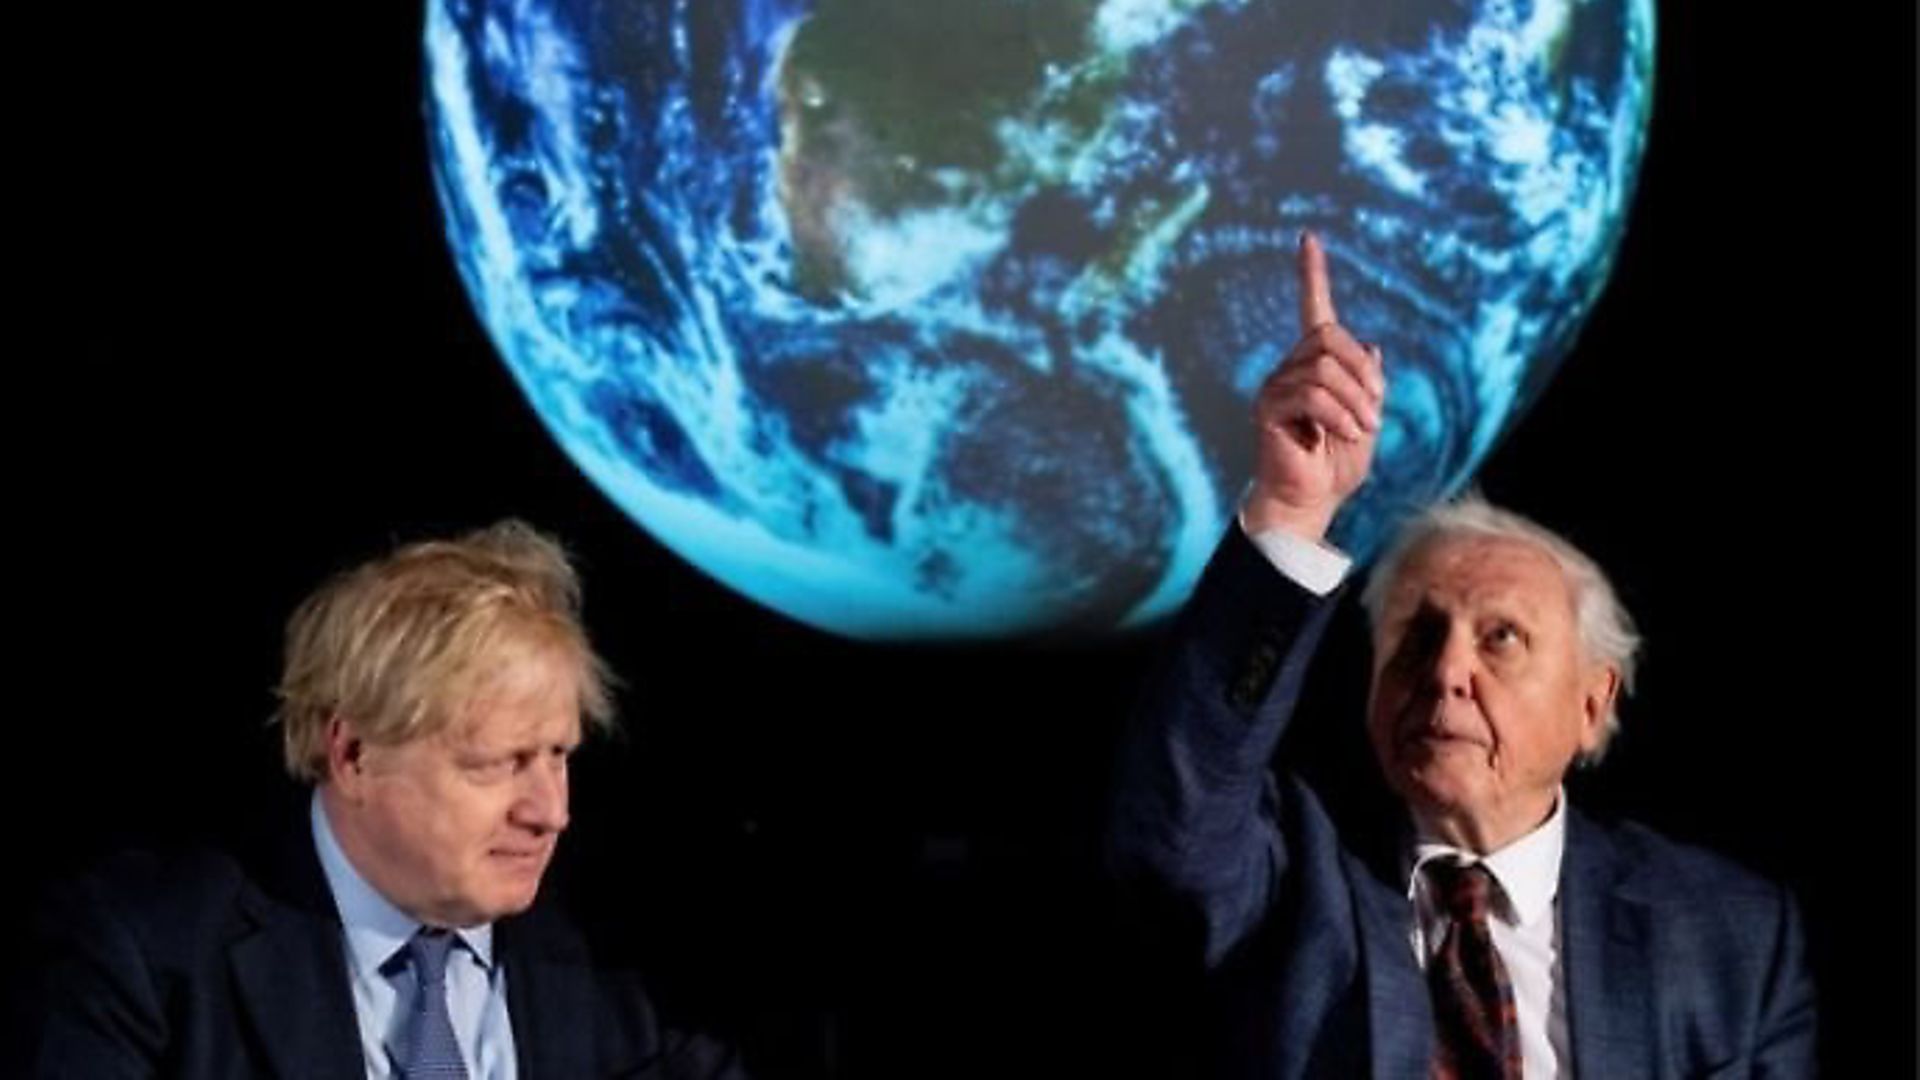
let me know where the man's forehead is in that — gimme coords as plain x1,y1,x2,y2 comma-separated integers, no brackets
1387,534,1572,611
443,703,582,751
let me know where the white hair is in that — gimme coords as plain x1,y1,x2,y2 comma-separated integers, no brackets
1359,493,1641,764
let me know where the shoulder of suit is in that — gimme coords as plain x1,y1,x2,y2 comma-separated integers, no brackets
55,846,258,955
81,845,249,903
1582,814,1792,910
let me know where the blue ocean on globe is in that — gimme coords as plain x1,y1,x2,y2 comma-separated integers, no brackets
425,0,1653,640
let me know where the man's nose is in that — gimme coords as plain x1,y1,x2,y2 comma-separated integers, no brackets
1426,628,1475,699
512,756,570,835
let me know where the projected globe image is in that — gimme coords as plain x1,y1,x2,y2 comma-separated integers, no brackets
426,0,1653,639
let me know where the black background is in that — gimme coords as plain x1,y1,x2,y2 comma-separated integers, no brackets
21,2,1915,1076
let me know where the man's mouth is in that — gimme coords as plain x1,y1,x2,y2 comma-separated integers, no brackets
1398,715,1485,750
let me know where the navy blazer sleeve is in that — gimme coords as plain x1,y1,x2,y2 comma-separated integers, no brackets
35,878,165,1078
1107,524,1342,968
32,851,242,1080
1754,888,1817,1077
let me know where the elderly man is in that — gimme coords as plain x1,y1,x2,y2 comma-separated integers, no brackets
35,521,741,1079
1109,235,1816,1077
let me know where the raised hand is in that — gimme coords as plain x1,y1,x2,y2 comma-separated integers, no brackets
1244,232,1387,542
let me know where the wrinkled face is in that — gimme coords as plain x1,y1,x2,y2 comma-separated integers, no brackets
330,645,582,927
1367,536,1612,836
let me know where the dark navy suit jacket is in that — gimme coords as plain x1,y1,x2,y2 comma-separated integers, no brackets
31,817,744,1079
1109,526,1817,1078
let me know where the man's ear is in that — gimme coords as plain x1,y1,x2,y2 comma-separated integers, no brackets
324,715,368,797
1577,664,1621,753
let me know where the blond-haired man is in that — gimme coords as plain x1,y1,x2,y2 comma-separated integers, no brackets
36,522,742,1079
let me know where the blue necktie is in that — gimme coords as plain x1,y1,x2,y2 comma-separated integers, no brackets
392,928,470,1079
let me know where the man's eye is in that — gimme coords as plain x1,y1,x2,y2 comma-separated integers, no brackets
1483,623,1525,651
466,758,514,781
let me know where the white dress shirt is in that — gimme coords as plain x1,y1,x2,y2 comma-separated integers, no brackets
1240,513,1352,597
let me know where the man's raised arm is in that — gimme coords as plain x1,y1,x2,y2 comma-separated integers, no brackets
1107,233,1386,967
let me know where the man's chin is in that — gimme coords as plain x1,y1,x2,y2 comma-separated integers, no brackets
466,865,549,921
460,886,541,925
1396,760,1488,815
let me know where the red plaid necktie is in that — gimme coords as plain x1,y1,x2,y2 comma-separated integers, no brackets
1425,861,1522,1080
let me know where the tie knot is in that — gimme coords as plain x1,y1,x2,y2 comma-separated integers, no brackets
1426,859,1497,922
405,928,459,987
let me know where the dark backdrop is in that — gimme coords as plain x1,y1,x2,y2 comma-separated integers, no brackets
21,2,1915,1076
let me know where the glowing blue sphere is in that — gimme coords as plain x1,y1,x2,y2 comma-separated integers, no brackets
426,0,1653,639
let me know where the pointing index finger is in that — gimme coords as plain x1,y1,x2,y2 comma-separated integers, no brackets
1298,230,1338,331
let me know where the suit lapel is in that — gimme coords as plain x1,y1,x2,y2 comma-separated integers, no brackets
499,898,598,1079
1350,836,1433,1080
229,916,367,1080
228,822,367,1080
1561,809,1657,1078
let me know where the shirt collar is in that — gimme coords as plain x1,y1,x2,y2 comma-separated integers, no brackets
309,792,496,976
1405,789,1567,930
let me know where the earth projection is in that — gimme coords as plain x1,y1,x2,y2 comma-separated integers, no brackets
425,0,1653,639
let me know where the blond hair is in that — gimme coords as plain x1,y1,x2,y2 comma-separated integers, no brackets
274,520,615,782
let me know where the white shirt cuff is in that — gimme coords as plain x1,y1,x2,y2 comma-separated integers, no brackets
1237,512,1353,597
